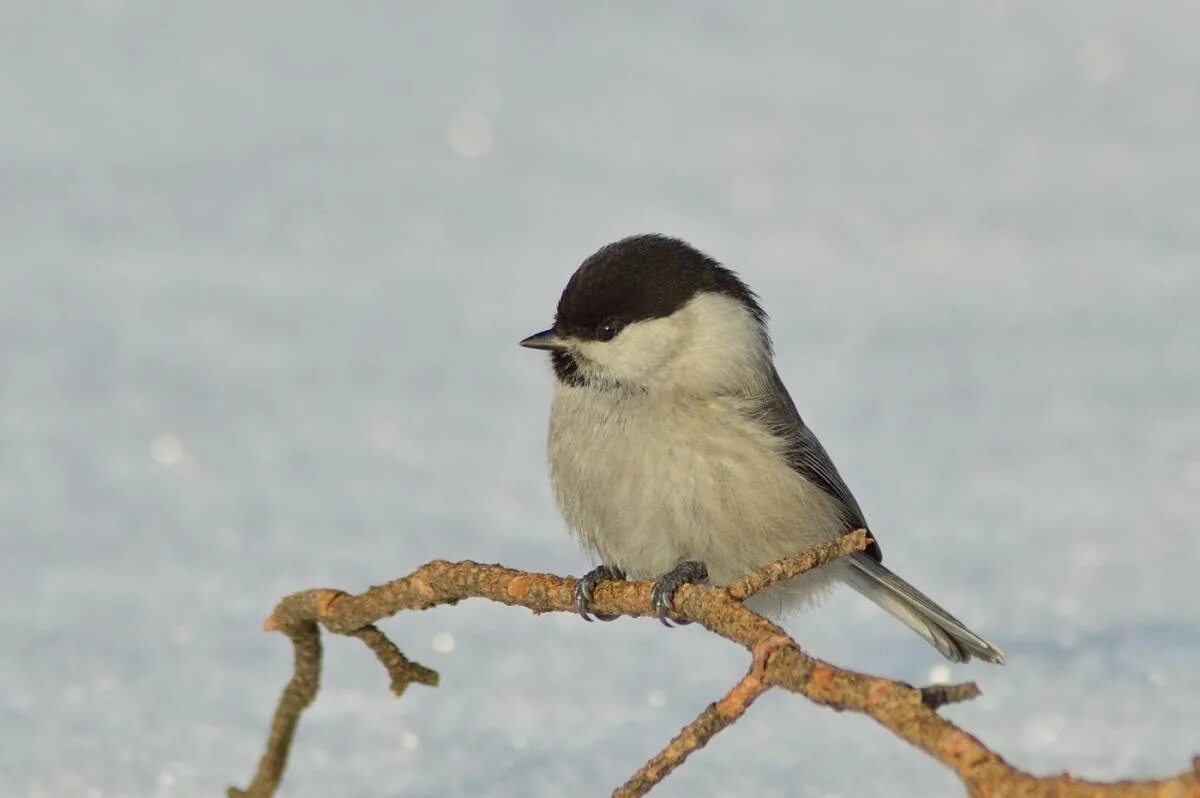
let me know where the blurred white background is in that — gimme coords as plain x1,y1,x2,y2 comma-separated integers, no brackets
2,2,1198,796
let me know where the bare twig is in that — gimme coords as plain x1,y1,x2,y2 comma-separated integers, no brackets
348,624,439,696
920,682,983,710
230,534,1200,798
726,528,871,600
614,635,789,797
228,620,321,798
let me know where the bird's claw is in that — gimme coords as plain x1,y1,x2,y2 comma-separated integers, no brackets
574,565,625,621
650,560,708,627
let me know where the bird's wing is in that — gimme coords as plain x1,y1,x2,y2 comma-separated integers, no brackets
756,364,882,561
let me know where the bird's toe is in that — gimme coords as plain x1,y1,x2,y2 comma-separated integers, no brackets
574,565,625,622
649,560,708,626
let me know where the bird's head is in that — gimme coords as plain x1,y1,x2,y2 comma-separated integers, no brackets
521,234,772,394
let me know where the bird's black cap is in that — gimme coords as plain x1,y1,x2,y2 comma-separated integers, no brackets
553,234,765,341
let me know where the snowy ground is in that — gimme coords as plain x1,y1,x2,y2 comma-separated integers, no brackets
3,3,1198,796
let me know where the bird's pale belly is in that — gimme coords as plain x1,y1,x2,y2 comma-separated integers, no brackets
548,387,848,595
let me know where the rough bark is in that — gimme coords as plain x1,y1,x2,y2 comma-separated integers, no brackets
229,530,1200,797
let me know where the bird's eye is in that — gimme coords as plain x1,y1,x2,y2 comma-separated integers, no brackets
596,322,617,341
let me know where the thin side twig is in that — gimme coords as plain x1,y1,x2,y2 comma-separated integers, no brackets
614,636,790,797
726,528,870,600
920,682,983,710
227,620,321,798
348,624,439,696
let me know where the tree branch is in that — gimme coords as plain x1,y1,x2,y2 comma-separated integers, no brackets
726,529,871,600
229,531,1200,797
614,635,788,797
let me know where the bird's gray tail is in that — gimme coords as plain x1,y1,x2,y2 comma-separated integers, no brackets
839,552,1006,665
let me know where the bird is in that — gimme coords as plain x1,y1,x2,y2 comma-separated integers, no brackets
519,234,1004,664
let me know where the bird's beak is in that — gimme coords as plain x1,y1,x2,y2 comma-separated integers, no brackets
519,328,568,351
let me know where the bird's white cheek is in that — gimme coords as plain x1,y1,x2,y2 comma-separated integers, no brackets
575,318,685,385
609,339,677,382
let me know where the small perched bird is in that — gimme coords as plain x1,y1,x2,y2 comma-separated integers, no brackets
521,234,1004,664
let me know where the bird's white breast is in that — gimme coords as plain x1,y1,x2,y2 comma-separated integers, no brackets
548,383,849,612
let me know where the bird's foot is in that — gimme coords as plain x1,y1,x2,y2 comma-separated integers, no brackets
650,560,708,626
574,565,626,622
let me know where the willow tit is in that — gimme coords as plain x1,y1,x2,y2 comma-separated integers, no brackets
520,234,1004,664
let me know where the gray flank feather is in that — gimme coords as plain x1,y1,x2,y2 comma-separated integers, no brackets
758,365,880,559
